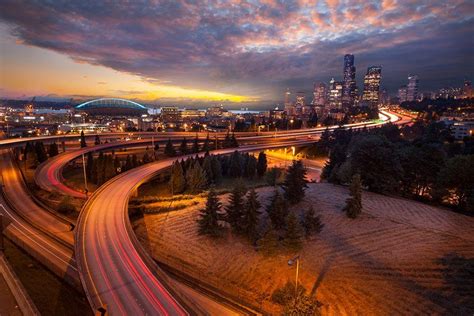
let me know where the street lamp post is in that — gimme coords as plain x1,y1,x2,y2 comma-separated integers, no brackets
288,255,300,299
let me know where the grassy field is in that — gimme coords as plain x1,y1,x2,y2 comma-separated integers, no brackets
3,239,92,316
132,183,474,315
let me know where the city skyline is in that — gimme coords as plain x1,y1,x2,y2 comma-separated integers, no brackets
1,1,473,106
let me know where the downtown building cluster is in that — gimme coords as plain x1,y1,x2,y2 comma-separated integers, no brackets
283,54,384,124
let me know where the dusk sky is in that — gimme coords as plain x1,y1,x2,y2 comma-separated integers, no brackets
0,0,473,107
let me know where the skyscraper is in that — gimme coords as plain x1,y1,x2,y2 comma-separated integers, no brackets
328,78,344,109
462,80,472,99
406,75,419,101
312,82,327,106
342,54,356,107
398,85,408,103
362,66,382,108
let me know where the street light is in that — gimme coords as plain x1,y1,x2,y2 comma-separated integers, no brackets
291,146,296,157
288,255,300,299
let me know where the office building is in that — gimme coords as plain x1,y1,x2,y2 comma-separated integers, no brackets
407,75,419,101
362,66,382,107
342,54,357,107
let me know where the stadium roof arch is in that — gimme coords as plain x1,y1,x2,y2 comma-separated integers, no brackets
75,98,148,116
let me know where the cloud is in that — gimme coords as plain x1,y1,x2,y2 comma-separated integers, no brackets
0,0,472,101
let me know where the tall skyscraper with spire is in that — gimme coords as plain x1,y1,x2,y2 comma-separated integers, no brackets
342,54,356,108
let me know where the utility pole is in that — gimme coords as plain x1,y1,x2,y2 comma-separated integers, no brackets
288,255,300,300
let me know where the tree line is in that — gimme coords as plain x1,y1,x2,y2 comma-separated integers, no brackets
318,122,474,213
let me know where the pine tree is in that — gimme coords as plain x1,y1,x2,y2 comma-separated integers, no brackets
94,134,101,145
210,156,223,184
180,138,188,155
192,137,200,153
124,155,133,171
48,142,59,157
186,161,207,193
283,212,303,250
164,139,176,156
169,161,186,194
257,151,267,177
80,130,87,148
258,226,279,256
225,181,247,233
197,188,223,237
282,160,308,205
132,154,139,168
245,155,257,179
266,190,289,229
202,155,214,185
103,154,116,182
302,206,324,238
86,151,94,179
96,152,105,185
229,150,242,178
223,131,231,148
344,173,362,218
242,188,261,242
142,152,151,164
34,142,48,163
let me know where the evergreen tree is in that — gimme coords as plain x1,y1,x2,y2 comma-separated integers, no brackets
114,155,121,173
186,161,207,193
86,152,94,179
245,155,257,179
197,188,223,237
229,150,242,178
225,182,247,233
344,173,362,218
48,142,59,157
94,135,100,145
164,139,176,156
223,131,231,148
124,155,133,171
34,142,48,163
283,212,303,250
80,130,87,148
142,152,152,164
266,190,289,229
202,155,214,185
257,151,267,177
265,167,281,187
154,143,160,152
315,128,331,156
302,206,324,238
180,137,188,155
132,154,139,168
103,154,116,182
282,160,308,205
192,136,200,153
258,226,279,256
169,161,186,194
242,188,261,242
210,156,223,184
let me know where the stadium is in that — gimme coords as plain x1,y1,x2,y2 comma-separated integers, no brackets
75,98,149,116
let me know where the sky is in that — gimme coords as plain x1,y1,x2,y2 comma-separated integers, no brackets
0,0,473,108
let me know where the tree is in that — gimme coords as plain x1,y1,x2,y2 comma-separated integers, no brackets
245,155,257,179
344,173,362,218
169,160,186,194
210,156,222,184
257,151,267,177
242,188,261,242
202,155,213,185
315,128,331,156
229,150,242,178
266,190,288,229
283,212,303,250
124,155,133,171
180,138,188,155
34,142,48,163
302,206,324,238
225,182,247,233
282,160,308,205
142,152,152,164
132,154,139,168
48,142,59,157
197,188,223,237
258,226,279,256
436,155,474,212
80,130,87,148
94,135,100,145
186,161,207,193
230,133,239,147
164,139,176,157
265,167,281,186
103,154,116,182
223,132,231,148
